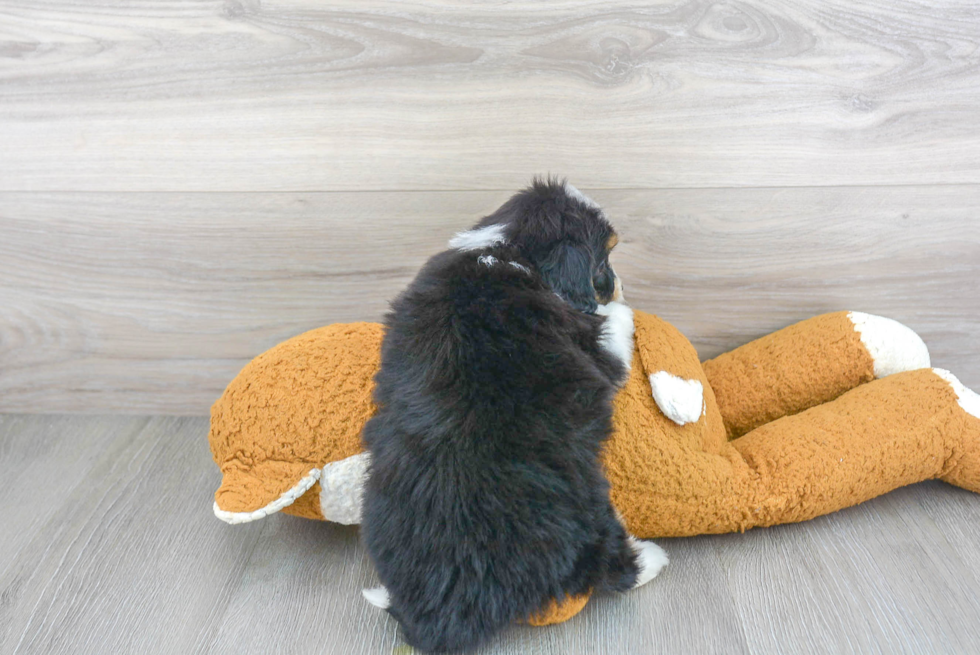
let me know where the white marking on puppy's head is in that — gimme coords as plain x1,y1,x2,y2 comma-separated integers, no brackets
478,255,497,267
448,223,508,251
563,181,601,211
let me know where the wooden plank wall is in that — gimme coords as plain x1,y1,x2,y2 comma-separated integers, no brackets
1,1,978,414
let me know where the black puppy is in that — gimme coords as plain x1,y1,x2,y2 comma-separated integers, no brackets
360,179,664,652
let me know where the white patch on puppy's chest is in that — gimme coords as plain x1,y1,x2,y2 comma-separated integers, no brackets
649,371,704,426
595,302,634,373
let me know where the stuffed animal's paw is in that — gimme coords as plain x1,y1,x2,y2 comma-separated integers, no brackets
849,312,930,377
649,371,704,426
934,369,980,419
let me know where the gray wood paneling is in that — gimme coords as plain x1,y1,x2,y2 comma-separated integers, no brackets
1,1,979,191
1,415,978,654
2,187,977,414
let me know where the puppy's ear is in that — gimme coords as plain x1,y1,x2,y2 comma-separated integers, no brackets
539,243,598,314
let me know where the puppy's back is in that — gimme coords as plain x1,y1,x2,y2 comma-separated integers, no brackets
362,249,619,652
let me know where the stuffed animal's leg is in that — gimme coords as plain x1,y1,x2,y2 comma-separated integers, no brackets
728,368,980,530
934,370,980,493
703,312,930,439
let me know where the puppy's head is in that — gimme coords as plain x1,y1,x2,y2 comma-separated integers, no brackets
451,178,622,314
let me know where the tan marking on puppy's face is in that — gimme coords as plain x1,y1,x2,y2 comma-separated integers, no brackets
593,231,621,305
612,275,625,303
609,232,623,304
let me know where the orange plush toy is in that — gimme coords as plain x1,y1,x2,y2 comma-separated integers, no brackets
209,307,980,625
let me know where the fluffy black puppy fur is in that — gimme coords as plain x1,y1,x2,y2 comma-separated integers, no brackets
361,179,638,653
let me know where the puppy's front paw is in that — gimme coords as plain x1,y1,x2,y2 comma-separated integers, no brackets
628,537,669,589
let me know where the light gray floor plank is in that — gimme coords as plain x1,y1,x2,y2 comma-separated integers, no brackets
2,415,979,654
0,416,266,655
0,415,148,573
204,518,401,655
913,480,980,585
2,186,977,414
2,1,979,191
714,486,980,655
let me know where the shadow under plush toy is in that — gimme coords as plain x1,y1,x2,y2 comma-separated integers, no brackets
209,304,980,625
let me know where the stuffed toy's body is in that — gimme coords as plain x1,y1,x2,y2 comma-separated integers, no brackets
209,309,980,624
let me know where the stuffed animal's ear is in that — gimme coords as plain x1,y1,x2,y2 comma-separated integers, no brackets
539,243,598,314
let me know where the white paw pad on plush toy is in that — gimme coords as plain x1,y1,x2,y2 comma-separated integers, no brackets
648,371,704,426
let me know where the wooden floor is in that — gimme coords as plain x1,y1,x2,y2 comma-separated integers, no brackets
1,414,979,655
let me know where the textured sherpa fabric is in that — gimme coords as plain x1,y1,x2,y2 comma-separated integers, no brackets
209,310,980,623
209,322,382,517
702,312,876,439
